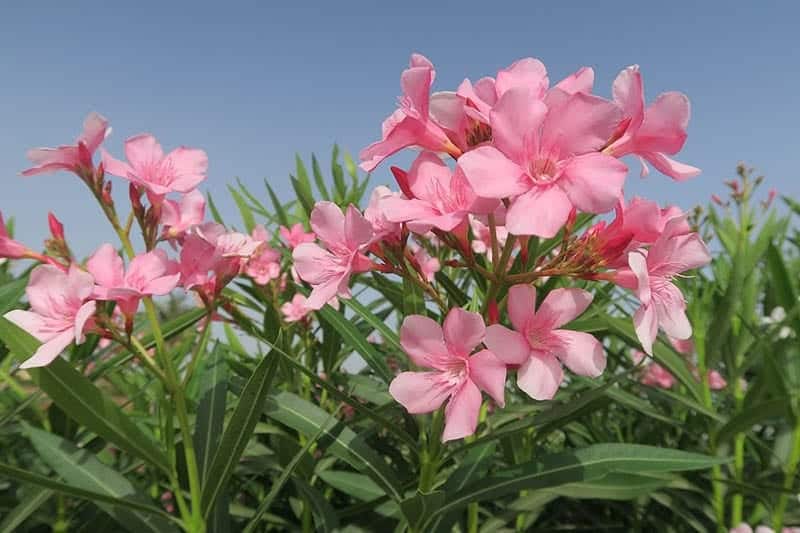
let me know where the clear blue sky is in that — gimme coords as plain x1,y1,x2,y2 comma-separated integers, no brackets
2,1,798,257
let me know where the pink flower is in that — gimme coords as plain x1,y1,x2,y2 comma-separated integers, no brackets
412,246,440,282
360,54,461,172
381,152,496,233
632,350,675,389
279,223,315,250
87,244,180,317
707,370,727,390
4,265,96,368
668,335,695,355
605,65,700,181
615,218,711,354
180,223,258,289
583,198,687,267
161,190,206,241
459,87,627,237
281,294,311,323
244,225,281,285
485,285,605,400
364,186,402,242
293,202,374,310
22,112,109,176
102,134,208,197
389,308,506,441
0,212,30,259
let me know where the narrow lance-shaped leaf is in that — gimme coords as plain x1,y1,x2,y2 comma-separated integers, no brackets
0,318,170,473
25,425,177,533
200,348,280,517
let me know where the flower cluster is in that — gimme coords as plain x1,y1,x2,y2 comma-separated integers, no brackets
2,113,281,368
288,53,711,440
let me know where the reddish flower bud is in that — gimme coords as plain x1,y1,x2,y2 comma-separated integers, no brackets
390,166,415,199
711,194,724,206
487,300,499,325
47,212,65,242
101,180,113,206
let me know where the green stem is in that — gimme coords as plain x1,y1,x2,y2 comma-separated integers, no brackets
730,379,746,525
418,409,444,493
467,502,479,533
483,235,517,315
773,422,800,530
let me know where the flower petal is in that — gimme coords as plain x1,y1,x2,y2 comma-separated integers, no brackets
550,330,606,377
484,324,530,365
558,153,627,214
468,349,507,407
442,379,482,442
400,315,450,369
309,202,346,249
458,146,528,200
389,371,451,414
442,307,485,357
19,329,74,369
532,288,593,330
506,187,572,238
633,303,658,355
507,284,536,332
516,352,563,400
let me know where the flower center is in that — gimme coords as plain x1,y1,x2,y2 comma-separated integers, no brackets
466,122,492,147
527,157,560,185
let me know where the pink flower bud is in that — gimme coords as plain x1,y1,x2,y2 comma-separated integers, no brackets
48,212,65,242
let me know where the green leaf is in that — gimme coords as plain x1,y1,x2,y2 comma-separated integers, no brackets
0,276,27,315
242,422,329,533
193,343,229,482
0,486,52,533
342,298,401,354
228,187,256,233
264,180,290,228
317,305,392,383
402,276,426,317
0,318,169,472
206,191,224,224
311,154,331,201
435,271,468,308
292,478,340,533
25,425,176,533
601,316,703,401
427,444,728,527
0,463,172,523
547,471,680,500
331,144,347,203
400,490,445,530
318,470,384,501
264,392,402,501
717,398,793,443
201,349,279,517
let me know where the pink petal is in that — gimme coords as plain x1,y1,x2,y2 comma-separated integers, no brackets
532,288,593,330
484,325,530,365
401,60,434,117
73,301,96,344
292,243,338,285
506,186,572,238
309,202,346,249
305,277,344,311
100,149,134,180
543,92,623,156
468,349,507,407
400,315,451,369
79,112,110,153
19,329,74,369
344,205,374,249
442,307,485,357
406,151,452,203
553,67,595,95
611,65,644,136
506,284,536,332
165,147,208,192
654,285,692,340
389,371,451,414
3,310,50,342
490,88,548,163
495,58,549,98
124,134,164,170
640,151,701,181
628,251,651,305
550,330,606,377
633,304,658,355
359,112,419,172
86,244,125,289
558,153,627,213
458,146,528,200
442,379,482,442
516,353,563,400
635,92,691,155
